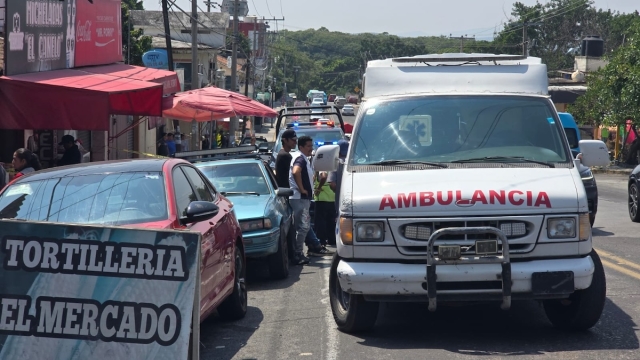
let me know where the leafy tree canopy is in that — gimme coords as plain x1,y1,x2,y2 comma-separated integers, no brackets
570,18,640,126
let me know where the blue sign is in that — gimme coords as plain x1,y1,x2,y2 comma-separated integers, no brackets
142,49,169,69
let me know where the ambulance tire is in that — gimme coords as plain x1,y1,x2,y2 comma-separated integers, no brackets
329,254,379,333
543,250,606,331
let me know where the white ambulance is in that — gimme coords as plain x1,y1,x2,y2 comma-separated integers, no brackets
314,54,611,333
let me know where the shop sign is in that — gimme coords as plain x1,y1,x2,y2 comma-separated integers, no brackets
74,0,122,67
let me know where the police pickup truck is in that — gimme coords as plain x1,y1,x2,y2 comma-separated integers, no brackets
313,54,611,333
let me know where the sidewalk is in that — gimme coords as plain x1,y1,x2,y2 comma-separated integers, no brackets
591,164,635,175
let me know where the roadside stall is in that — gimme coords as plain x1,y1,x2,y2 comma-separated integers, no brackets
162,86,278,150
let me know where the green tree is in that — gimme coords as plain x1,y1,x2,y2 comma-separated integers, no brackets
569,18,640,127
122,0,151,66
226,29,251,59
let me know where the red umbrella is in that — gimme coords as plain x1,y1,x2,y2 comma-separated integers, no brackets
162,86,277,121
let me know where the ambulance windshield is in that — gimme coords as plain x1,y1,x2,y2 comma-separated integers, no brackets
350,95,571,166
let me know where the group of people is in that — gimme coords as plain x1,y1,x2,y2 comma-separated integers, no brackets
275,129,349,265
1,134,84,189
158,129,233,157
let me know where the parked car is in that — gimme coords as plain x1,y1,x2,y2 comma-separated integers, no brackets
629,165,640,222
334,96,347,108
342,104,355,116
195,158,294,279
0,159,247,322
559,112,598,226
347,95,358,104
328,94,337,102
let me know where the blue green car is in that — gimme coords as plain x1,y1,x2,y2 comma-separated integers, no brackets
196,158,294,279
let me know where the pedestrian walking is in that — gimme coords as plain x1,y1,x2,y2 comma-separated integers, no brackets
57,135,82,167
12,148,42,180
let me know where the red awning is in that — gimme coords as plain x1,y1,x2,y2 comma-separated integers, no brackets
0,65,180,131
81,63,181,95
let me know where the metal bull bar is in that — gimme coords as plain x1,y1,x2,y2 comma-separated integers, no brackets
426,227,511,312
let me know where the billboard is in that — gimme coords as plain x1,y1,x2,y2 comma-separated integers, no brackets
0,220,200,360
5,0,70,75
5,0,122,75
74,0,122,67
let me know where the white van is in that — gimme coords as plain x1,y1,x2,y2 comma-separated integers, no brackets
314,54,611,333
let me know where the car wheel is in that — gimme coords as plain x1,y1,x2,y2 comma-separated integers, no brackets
217,244,248,320
629,183,640,222
329,254,379,333
268,223,290,279
287,221,296,260
543,250,606,331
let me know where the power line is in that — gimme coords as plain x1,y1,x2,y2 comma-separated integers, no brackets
265,0,273,17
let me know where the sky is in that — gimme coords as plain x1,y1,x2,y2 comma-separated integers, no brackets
142,0,639,40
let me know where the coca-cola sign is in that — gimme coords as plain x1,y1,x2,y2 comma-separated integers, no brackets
74,0,122,67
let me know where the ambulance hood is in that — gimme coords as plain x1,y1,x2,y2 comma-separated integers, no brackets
344,167,585,217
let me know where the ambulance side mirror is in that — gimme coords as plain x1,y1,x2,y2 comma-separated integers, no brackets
578,140,610,167
313,145,340,172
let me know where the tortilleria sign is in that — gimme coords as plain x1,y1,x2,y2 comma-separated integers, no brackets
0,220,200,359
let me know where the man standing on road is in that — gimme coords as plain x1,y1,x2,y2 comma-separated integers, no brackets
277,131,332,262
57,135,82,167
275,129,298,187
288,136,334,265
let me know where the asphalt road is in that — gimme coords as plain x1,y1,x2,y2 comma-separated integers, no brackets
200,175,640,360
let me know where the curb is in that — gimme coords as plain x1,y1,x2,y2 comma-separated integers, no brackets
591,168,633,175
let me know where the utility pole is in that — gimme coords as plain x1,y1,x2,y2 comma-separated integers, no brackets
191,0,200,151
161,0,174,70
449,34,475,53
229,0,239,146
520,21,542,57
252,16,257,96
293,66,300,98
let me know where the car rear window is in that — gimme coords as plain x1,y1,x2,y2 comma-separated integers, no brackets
0,172,168,225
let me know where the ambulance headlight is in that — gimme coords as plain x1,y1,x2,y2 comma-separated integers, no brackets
547,218,576,239
356,222,384,242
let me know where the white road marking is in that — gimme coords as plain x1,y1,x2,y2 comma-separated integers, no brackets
321,259,339,360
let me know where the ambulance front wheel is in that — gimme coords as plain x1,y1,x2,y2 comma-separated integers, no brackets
543,250,606,331
329,254,379,333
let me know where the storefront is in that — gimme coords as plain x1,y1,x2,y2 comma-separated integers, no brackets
0,0,180,170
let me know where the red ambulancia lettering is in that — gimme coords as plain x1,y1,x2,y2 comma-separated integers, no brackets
489,190,506,204
379,194,396,210
508,190,524,205
437,190,454,205
534,192,551,208
398,192,417,208
471,190,488,204
420,192,435,206
379,190,552,210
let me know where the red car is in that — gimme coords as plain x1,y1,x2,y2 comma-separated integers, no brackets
348,95,358,104
0,159,247,322
328,94,337,102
